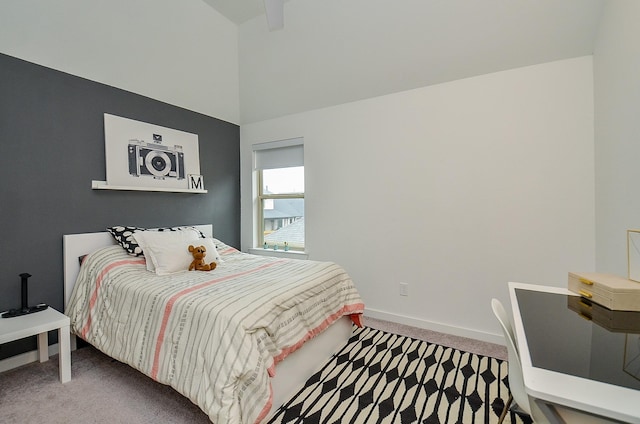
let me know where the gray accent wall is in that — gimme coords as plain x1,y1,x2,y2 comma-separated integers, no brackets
0,53,240,360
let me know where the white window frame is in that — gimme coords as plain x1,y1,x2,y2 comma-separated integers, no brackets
257,171,304,251
253,138,304,252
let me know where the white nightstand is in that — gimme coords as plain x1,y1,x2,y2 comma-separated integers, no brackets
0,307,71,383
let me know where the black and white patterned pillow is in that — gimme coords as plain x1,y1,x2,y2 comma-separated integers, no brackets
172,226,207,239
107,226,145,256
107,225,206,256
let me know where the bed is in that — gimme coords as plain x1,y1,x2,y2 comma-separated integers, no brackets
63,224,364,424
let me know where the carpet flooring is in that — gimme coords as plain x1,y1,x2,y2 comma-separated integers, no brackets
0,320,523,423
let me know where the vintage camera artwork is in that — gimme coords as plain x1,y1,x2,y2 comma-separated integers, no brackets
128,139,185,180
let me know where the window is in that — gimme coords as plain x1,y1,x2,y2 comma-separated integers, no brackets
253,139,304,251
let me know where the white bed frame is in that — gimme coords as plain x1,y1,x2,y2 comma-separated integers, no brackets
62,225,353,413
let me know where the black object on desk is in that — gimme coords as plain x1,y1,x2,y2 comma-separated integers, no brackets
1,273,48,318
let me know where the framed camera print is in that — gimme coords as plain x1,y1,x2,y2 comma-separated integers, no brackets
103,114,201,191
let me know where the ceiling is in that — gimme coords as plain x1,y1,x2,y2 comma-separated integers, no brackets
201,0,274,24
200,0,606,123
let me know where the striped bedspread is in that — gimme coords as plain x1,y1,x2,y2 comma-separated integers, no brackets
65,240,364,424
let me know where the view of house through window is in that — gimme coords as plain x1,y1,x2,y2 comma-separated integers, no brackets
259,166,304,250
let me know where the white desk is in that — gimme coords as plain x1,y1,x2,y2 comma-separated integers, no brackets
509,282,640,423
0,307,71,383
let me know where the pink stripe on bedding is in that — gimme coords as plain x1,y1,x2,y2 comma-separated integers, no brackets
268,302,365,376
80,258,145,339
150,260,286,379
255,388,274,424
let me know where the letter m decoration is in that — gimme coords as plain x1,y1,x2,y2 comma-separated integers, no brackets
188,174,204,190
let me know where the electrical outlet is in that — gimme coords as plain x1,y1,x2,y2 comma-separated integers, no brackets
399,282,409,296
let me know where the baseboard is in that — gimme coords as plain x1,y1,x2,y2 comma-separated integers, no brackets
364,308,504,345
0,343,60,373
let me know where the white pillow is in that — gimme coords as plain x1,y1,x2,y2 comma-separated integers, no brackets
134,228,201,275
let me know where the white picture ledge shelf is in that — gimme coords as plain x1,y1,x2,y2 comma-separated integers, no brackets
91,180,207,193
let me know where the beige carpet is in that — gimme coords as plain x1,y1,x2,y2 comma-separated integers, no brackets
364,317,506,361
0,319,506,423
0,344,211,423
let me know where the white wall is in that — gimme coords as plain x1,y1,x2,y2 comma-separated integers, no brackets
241,57,595,343
0,0,240,124
593,1,640,275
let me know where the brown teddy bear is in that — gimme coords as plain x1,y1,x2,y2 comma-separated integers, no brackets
188,245,217,271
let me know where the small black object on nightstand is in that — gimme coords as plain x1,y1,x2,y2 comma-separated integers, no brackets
1,273,48,318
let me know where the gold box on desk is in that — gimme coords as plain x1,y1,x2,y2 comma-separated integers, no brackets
568,272,640,312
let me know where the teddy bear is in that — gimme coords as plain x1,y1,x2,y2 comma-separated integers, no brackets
188,245,217,271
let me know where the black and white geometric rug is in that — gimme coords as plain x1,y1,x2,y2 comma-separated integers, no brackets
268,326,532,424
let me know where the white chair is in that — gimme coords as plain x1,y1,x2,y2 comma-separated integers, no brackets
491,298,549,424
